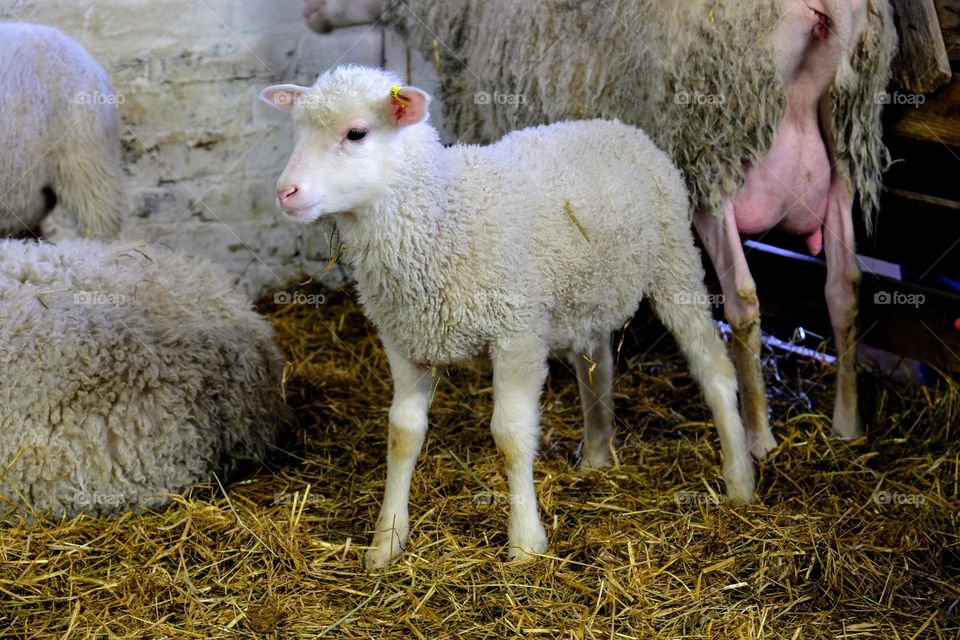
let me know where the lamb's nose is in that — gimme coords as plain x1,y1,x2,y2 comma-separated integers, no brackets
276,185,299,205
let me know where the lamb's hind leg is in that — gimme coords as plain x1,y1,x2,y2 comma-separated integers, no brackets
490,337,549,562
823,174,862,439
367,340,433,569
571,337,615,470
694,203,777,458
650,229,756,504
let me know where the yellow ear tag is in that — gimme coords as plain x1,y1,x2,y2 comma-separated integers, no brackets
389,84,410,106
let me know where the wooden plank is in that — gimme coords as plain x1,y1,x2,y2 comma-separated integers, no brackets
892,0,953,93
716,245,960,372
934,0,960,66
854,190,960,276
883,135,960,200
889,73,960,146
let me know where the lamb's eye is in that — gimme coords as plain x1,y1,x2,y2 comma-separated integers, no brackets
346,128,367,141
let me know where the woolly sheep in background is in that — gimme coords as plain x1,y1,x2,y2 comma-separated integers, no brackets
261,65,755,567
0,239,286,518
303,0,900,457
0,23,125,238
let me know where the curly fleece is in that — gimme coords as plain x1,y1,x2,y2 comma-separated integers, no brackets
385,0,896,230
0,240,286,518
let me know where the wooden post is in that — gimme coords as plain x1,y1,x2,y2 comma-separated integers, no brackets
891,0,953,93
934,0,960,66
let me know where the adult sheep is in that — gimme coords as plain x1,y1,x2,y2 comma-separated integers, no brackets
0,239,286,518
262,65,755,566
304,0,899,454
0,23,124,238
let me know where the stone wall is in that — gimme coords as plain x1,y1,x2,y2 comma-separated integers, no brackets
1,0,442,299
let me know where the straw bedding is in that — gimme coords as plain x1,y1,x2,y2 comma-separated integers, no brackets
0,285,957,638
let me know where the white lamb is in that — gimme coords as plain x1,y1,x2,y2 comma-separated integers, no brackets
0,23,124,237
261,65,754,567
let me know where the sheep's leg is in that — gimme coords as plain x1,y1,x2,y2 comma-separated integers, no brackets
491,339,549,562
694,204,777,459
649,262,756,504
54,111,124,237
366,341,433,569
572,338,615,470
823,174,862,439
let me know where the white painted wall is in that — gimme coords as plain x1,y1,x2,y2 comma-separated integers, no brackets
0,0,443,299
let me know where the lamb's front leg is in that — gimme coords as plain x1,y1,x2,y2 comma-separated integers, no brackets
366,340,433,569
823,174,862,439
490,339,549,562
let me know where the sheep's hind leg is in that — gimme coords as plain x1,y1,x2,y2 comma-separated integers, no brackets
694,204,777,458
54,109,124,237
823,174,863,439
571,337,615,470
491,338,549,562
367,340,433,569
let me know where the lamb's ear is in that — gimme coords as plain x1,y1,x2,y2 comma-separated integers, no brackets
383,85,430,127
260,84,310,111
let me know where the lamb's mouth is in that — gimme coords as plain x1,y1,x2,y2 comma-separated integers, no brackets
280,202,322,222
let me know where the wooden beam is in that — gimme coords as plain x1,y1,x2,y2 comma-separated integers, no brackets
889,72,960,146
934,0,960,66
891,0,953,93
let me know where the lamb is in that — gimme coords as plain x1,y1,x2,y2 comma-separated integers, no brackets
0,23,124,238
261,65,755,567
304,0,899,454
0,239,286,518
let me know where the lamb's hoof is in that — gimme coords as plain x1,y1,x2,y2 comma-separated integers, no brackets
724,462,756,505
748,428,778,459
831,408,863,440
580,448,612,472
366,527,407,569
507,526,548,563
365,543,401,569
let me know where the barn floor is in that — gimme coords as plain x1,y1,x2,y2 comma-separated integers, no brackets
1,286,958,639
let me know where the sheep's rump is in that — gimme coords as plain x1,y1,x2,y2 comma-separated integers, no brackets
0,240,286,518
386,0,896,225
0,23,123,237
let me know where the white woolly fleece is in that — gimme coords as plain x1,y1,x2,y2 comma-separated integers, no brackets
0,23,124,237
0,239,286,518
385,0,897,230
296,69,698,368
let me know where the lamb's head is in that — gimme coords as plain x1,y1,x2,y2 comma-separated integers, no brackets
261,65,430,223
